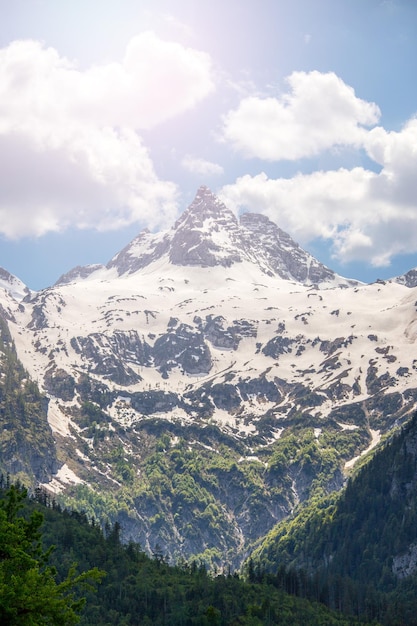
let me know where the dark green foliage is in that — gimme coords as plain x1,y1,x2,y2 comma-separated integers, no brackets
250,412,417,624
57,411,376,570
44,367,75,401
0,485,102,625
0,484,371,626
76,374,114,408
0,306,401,572
0,313,58,485
76,401,111,429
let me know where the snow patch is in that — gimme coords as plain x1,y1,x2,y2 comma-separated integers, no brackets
47,399,73,436
43,464,83,494
345,429,381,470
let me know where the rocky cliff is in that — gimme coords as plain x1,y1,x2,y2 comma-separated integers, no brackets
1,186,417,567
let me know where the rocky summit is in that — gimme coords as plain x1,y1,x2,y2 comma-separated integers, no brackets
1,186,417,568
104,186,356,284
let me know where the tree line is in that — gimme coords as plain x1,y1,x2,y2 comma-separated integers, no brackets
0,480,371,625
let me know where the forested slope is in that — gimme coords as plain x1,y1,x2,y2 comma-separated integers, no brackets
250,412,417,624
0,483,371,626
0,310,58,485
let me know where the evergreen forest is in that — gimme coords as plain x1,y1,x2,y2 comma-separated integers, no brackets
0,480,372,626
250,412,417,625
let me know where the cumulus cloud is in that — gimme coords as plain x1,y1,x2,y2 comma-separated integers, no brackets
0,127,178,238
219,70,417,269
0,34,214,238
181,154,224,176
221,71,380,160
220,116,417,267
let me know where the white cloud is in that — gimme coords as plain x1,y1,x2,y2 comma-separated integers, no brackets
220,71,417,270
220,168,377,243
0,127,178,238
221,71,380,160
365,118,417,206
0,34,214,238
220,116,417,268
181,155,224,176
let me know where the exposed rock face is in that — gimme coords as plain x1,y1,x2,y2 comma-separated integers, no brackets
44,367,75,401
0,310,59,485
169,187,244,267
0,267,30,301
393,267,417,288
202,315,256,350
55,264,105,286
2,186,417,568
239,212,339,284
103,186,356,286
393,545,417,579
107,231,171,276
70,331,151,385
153,324,212,377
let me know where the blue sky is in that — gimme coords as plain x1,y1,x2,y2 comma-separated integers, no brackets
1,0,417,289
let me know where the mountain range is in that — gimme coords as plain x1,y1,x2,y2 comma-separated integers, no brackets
1,185,417,568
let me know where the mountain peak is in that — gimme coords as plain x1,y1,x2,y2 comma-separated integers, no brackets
55,264,105,287
239,212,349,285
58,187,357,286
0,267,30,301
169,187,242,267
392,267,417,288
185,185,219,211
172,186,239,237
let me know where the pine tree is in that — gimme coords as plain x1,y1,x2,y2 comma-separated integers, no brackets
0,485,103,625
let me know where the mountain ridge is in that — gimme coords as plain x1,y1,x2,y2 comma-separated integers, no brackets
1,186,417,568
248,411,417,623
2,185,417,293
54,186,358,288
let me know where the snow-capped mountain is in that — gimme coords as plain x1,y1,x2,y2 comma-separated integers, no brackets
56,186,357,286
393,267,417,289
0,267,30,301
2,185,417,566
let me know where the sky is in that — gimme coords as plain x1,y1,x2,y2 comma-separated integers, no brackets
1,0,417,290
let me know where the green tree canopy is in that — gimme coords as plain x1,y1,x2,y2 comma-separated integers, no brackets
0,485,102,625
